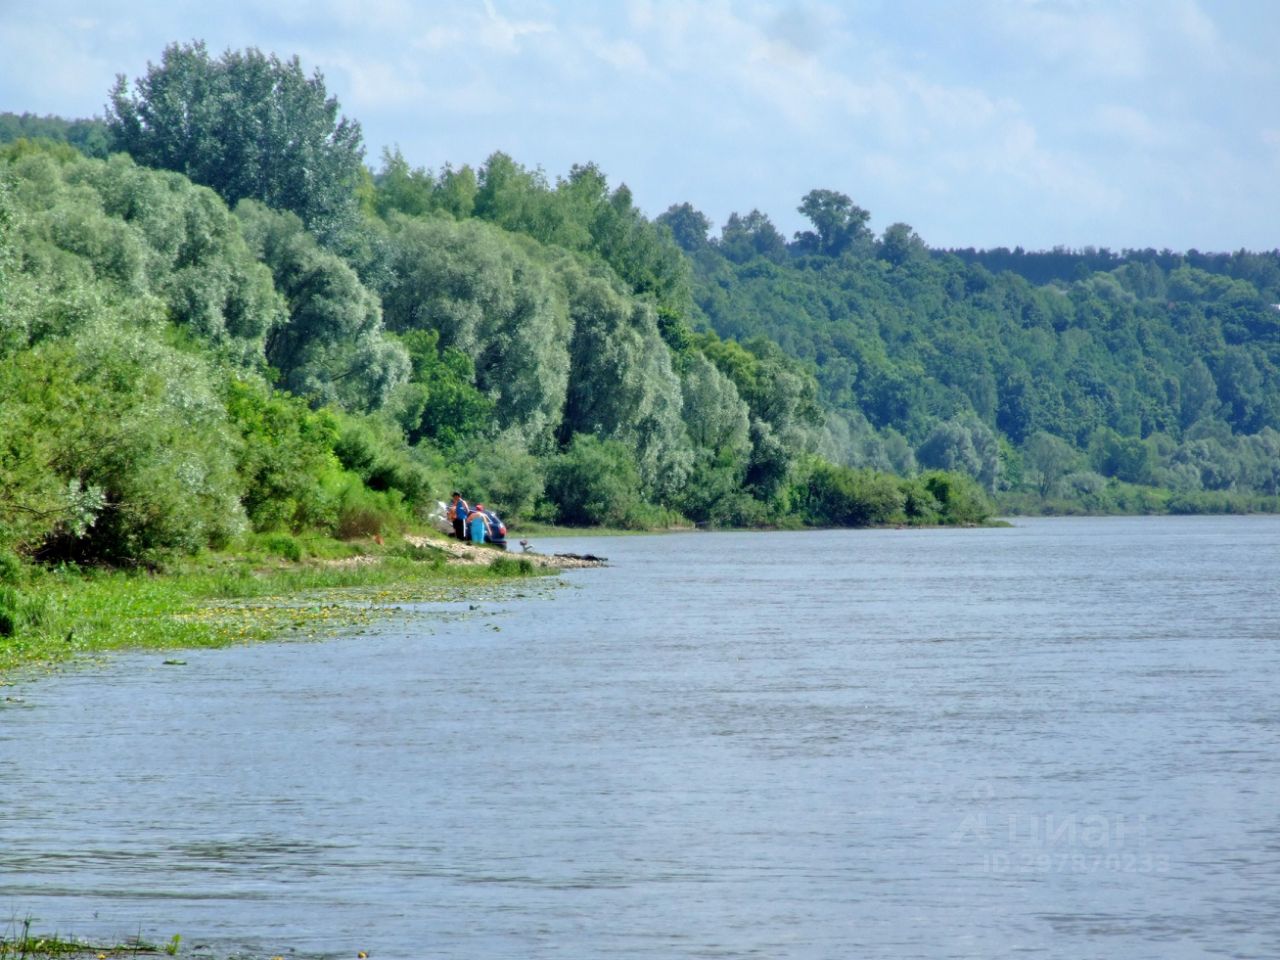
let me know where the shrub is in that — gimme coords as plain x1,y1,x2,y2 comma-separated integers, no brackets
222,378,342,532
792,460,905,527
544,433,646,527
333,413,430,512
0,550,23,585
900,476,943,524
921,470,992,525
3,324,246,567
260,533,304,562
0,582,46,637
452,431,546,521
488,555,534,577
332,475,409,539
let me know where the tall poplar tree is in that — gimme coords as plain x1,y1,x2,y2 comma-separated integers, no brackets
107,42,365,245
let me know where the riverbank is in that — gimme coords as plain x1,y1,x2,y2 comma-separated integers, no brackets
0,530,602,675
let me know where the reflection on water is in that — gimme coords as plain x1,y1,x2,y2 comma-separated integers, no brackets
3,516,1280,959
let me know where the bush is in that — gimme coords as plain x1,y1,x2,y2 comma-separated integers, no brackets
333,414,430,512
0,584,19,636
792,460,905,527
0,550,23,585
452,431,546,521
900,476,943,524
223,378,343,532
544,433,646,527
331,475,409,539
921,470,992,525
488,555,534,577
0,582,46,637
2,324,247,567
259,533,304,562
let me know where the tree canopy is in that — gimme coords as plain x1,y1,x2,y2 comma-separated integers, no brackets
107,42,365,244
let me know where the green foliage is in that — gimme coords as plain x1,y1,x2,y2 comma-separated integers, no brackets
222,377,342,532
379,215,570,448
1,324,246,567
488,555,535,577
3,147,282,360
544,434,646,527
452,430,547,521
236,200,408,411
686,187,1280,512
466,153,691,313
558,262,693,500
917,417,1001,492
108,41,365,244
919,470,993,525
12,51,1279,535
394,328,495,449
374,147,477,221
331,475,410,539
791,460,905,526
0,112,111,157
716,210,789,264
793,189,873,257
331,413,430,511
258,532,304,562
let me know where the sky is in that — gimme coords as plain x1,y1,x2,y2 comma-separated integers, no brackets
1,0,1277,252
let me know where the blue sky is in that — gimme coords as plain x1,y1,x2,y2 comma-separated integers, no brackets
2,0,1277,252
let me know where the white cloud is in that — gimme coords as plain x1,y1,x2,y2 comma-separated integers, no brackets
591,37,649,72
1168,0,1227,67
1092,103,1168,148
478,0,554,54
982,1,1149,79
319,53,431,111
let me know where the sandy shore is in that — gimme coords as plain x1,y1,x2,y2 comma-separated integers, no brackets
402,533,608,569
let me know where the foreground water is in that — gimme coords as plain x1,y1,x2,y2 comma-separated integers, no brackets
2,516,1279,959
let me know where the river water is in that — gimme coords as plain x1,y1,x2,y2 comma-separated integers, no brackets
2,516,1279,959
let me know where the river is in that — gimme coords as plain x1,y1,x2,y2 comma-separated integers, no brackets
2,516,1279,959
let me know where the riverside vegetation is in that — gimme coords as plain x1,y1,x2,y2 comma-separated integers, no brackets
3,41,1278,666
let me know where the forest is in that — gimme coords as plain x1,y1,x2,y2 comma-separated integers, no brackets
3,41,1279,581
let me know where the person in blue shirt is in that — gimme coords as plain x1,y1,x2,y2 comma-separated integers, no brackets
448,491,469,541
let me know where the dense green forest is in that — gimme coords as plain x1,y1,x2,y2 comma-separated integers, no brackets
3,40,1278,580
664,200,1280,513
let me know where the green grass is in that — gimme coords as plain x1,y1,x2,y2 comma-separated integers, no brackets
0,917,159,957
0,533,547,674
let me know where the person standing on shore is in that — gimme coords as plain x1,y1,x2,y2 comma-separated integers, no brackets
467,503,492,545
448,492,470,541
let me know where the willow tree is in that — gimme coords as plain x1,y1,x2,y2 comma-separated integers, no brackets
235,200,408,412
379,215,571,451
557,262,692,501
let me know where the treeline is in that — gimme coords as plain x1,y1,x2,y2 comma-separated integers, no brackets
656,191,1280,514
0,42,989,576
945,246,1280,299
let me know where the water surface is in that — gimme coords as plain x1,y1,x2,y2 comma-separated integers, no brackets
2,516,1279,958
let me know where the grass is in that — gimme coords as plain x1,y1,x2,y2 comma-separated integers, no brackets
0,918,159,958
0,531,548,674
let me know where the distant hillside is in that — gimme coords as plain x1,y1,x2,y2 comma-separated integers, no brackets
944,244,1280,298
660,194,1280,511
